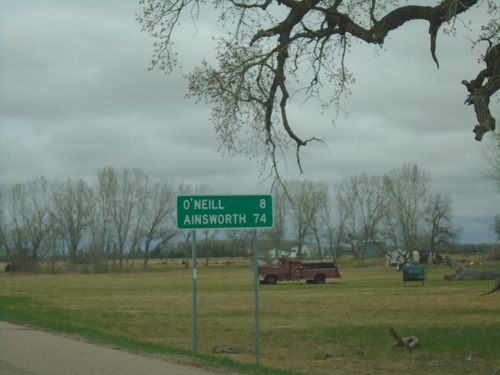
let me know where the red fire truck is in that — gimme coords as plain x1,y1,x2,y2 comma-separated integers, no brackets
258,256,341,285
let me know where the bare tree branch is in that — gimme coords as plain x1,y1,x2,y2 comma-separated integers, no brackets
138,0,499,175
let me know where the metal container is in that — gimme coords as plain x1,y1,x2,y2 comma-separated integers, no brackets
402,265,426,286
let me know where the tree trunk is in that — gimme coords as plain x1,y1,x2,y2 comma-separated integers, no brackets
444,257,500,281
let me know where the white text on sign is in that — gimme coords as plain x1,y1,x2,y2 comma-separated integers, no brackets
177,195,273,229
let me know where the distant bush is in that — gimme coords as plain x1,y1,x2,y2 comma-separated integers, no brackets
489,252,500,261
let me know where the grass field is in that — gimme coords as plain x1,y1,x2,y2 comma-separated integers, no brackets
1,257,499,375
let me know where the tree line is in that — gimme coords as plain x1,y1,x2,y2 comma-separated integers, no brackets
0,163,466,272
265,163,460,263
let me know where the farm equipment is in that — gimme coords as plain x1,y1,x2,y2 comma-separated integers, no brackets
258,256,341,285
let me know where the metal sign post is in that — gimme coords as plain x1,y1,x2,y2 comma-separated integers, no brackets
191,230,197,353
252,228,260,365
177,194,273,364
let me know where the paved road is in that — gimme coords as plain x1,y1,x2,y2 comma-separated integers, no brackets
0,321,225,375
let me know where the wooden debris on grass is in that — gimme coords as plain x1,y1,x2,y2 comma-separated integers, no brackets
314,352,332,360
212,345,241,354
444,257,500,281
481,279,500,296
389,326,419,350
444,257,500,296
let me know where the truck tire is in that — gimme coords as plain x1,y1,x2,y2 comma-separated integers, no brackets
314,274,326,284
265,275,278,285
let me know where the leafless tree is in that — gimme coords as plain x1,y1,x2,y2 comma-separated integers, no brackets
262,182,288,255
87,177,109,272
138,0,499,176
175,182,211,267
225,229,252,258
140,179,177,268
50,179,93,271
308,183,334,260
318,189,341,260
285,180,328,257
96,167,146,270
2,184,25,266
24,178,52,268
0,185,10,262
202,229,219,267
423,193,461,254
309,193,332,261
334,173,387,260
2,178,52,270
491,215,500,249
384,163,430,262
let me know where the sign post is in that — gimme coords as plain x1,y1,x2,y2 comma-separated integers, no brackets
177,194,273,364
191,230,197,353
252,228,260,365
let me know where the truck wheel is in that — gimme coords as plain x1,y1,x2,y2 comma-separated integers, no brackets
265,275,278,285
314,274,326,284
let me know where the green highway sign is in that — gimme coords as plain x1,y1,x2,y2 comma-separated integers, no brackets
177,195,273,229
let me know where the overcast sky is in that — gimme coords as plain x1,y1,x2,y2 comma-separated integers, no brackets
1,1,499,244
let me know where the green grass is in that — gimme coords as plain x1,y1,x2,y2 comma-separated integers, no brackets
1,258,499,375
